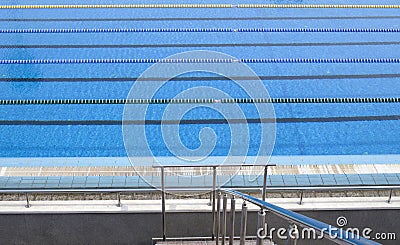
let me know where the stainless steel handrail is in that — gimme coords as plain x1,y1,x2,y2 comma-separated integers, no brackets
223,189,381,245
253,186,400,191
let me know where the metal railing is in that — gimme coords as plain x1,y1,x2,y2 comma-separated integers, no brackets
1,185,398,208
234,185,399,204
0,163,397,244
152,163,276,241
152,164,383,244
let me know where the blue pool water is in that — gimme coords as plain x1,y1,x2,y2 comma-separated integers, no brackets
0,0,399,159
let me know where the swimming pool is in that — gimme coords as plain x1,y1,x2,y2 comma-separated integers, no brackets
0,0,399,162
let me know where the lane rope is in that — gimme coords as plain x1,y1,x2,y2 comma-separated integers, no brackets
0,4,400,9
2,28,400,33
1,58,400,64
0,98,399,105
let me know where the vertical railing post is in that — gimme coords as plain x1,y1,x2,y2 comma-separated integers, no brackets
239,201,247,245
256,209,266,245
298,191,303,205
25,193,30,208
116,192,121,207
216,192,221,245
222,194,228,245
388,189,393,203
262,166,268,202
229,196,235,245
161,167,166,241
212,166,217,240
259,165,268,244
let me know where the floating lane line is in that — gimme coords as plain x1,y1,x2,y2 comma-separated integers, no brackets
0,4,400,9
0,98,399,105
1,28,400,33
1,58,400,64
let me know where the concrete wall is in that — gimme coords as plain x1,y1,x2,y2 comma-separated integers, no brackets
0,209,398,245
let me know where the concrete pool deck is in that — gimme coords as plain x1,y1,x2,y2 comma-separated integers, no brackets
0,155,399,178
1,155,399,167
1,163,399,177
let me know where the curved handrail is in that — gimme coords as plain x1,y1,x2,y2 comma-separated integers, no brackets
223,189,381,245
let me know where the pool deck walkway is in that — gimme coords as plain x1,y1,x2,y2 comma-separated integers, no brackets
1,155,399,167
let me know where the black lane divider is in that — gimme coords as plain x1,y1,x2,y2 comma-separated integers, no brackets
0,98,399,105
2,16,400,22
2,74,400,82
2,41,400,49
1,115,399,125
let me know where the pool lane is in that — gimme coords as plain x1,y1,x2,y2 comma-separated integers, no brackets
0,1,399,159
